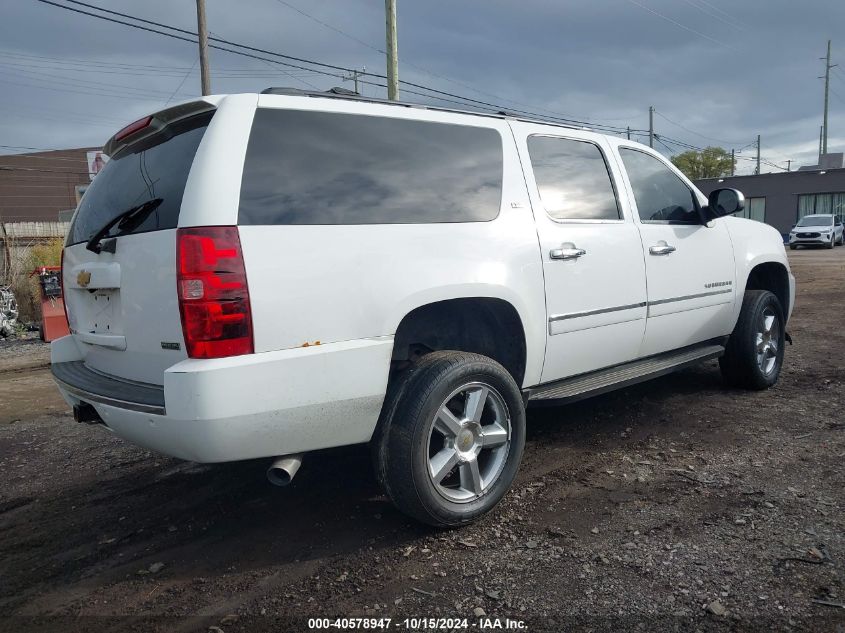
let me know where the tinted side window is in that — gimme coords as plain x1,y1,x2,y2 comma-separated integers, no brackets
619,148,699,224
238,109,503,225
527,136,620,220
69,113,212,245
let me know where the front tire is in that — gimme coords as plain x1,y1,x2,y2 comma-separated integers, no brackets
789,244,797,250
373,351,526,527
827,235,835,249
719,290,785,390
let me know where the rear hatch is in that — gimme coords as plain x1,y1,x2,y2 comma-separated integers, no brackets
63,102,215,385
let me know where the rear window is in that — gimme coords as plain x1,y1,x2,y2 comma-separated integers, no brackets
238,109,503,225
68,112,212,245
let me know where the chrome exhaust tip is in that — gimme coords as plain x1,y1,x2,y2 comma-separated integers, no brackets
266,454,303,486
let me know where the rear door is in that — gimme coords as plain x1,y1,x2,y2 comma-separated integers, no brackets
511,122,648,383
62,104,216,385
613,144,736,357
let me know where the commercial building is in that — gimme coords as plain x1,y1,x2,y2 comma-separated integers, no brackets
0,147,100,282
696,159,845,238
0,147,99,223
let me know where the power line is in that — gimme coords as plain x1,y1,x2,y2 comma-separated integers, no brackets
270,0,604,123
0,72,176,103
653,134,706,152
164,56,199,106
679,0,744,31
653,136,679,156
53,0,372,75
829,85,845,106
0,64,197,99
654,109,745,145
34,0,642,134
693,0,746,27
0,59,333,80
622,0,737,50
656,134,788,173
0,49,330,77
272,0,384,55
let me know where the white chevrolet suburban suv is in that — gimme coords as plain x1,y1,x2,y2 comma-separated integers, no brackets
52,89,795,527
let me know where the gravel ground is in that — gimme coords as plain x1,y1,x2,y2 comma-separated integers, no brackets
0,248,843,633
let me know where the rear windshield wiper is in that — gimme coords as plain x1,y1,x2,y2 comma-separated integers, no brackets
85,198,163,254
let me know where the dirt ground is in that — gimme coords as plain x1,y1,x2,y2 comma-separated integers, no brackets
1,248,843,633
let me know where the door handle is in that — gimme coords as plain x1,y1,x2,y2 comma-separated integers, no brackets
649,241,676,256
550,243,586,260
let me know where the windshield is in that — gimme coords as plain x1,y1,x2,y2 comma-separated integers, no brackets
68,111,213,245
797,215,833,227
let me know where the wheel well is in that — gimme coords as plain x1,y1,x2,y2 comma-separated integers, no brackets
392,298,527,386
745,262,790,316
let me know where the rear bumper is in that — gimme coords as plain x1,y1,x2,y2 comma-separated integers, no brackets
50,335,393,463
52,361,165,415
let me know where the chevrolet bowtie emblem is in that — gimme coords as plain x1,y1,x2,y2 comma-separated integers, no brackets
77,271,91,287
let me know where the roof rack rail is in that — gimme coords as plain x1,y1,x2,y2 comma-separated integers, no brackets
258,86,588,132
261,86,408,107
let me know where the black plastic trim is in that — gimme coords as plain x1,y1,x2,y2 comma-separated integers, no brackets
52,361,165,415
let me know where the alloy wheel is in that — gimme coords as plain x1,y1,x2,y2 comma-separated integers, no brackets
426,382,511,503
755,307,780,375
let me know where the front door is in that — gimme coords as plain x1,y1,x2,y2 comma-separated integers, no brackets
512,123,648,384
613,145,736,357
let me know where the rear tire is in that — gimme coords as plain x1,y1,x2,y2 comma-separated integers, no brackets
373,351,525,527
719,290,785,390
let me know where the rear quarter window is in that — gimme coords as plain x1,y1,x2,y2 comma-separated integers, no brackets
238,109,504,225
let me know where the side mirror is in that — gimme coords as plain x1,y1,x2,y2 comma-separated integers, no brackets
707,188,745,217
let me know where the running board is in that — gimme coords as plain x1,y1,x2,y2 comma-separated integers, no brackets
527,343,725,404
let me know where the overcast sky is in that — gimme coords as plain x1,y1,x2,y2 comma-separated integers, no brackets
2,0,844,174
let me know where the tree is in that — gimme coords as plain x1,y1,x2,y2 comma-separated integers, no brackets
670,146,734,180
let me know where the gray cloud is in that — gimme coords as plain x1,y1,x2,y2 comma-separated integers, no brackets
1,0,843,173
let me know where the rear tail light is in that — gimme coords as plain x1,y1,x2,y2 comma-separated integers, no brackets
176,226,254,359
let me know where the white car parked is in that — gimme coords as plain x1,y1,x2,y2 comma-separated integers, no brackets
788,214,844,249
52,90,795,526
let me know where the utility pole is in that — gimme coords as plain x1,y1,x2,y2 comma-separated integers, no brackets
345,69,360,94
648,106,654,148
626,126,631,140
343,67,367,96
756,134,761,175
819,125,824,163
731,149,735,176
787,159,792,172
196,0,211,96
384,0,399,100
821,40,836,155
